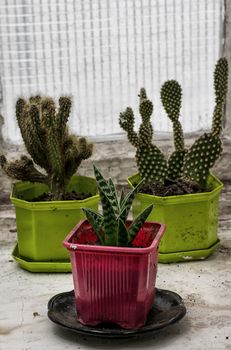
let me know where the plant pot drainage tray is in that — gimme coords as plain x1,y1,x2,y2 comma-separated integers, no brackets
47,289,186,338
12,244,71,272
158,239,220,264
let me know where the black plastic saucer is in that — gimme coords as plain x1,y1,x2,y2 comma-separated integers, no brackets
47,289,186,338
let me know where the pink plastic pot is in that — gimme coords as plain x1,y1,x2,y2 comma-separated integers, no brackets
63,219,165,329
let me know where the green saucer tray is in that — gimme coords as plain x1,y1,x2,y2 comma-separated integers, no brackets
12,243,71,272
158,239,220,263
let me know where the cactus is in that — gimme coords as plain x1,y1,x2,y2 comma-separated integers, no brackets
160,80,187,180
119,88,168,183
0,155,47,184
183,133,222,187
120,57,228,189
82,166,153,246
183,57,228,187
0,96,93,200
211,57,229,137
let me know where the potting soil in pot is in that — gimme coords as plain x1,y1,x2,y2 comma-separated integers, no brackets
138,179,211,197
16,191,93,202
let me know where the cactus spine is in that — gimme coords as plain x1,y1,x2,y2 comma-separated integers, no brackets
1,96,93,200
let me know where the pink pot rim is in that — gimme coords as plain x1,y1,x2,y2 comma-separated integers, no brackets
63,219,166,254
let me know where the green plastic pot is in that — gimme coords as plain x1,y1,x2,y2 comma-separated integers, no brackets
11,175,99,271
127,173,223,263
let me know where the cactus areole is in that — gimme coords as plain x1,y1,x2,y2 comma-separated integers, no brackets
0,96,93,200
119,58,228,191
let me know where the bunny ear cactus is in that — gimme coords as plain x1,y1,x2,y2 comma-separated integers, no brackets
82,166,153,246
119,88,168,184
0,96,93,200
160,80,187,180
121,58,228,190
183,57,228,187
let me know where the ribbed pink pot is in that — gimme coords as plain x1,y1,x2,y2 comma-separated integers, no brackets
63,219,165,329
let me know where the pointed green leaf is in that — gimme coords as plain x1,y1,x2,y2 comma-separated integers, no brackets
82,208,104,245
93,166,119,215
119,180,144,223
119,189,125,209
117,219,129,247
128,204,153,241
93,165,110,193
120,180,144,210
100,191,117,246
108,178,120,215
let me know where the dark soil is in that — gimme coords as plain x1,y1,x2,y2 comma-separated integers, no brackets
138,179,211,197
18,191,93,202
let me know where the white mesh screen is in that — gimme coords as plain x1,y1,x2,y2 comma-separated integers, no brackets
0,0,224,142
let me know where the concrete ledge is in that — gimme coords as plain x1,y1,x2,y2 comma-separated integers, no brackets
1,134,231,200
0,223,231,349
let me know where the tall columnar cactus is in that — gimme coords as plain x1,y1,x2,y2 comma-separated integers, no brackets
183,57,228,187
0,96,93,200
119,88,168,183
160,80,187,180
82,166,153,246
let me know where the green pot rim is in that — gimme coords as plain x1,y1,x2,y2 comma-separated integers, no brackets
10,175,99,210
127,172,223,205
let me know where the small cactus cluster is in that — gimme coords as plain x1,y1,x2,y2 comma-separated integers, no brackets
119,58,228,188
0,96,93,200
82,166,153,246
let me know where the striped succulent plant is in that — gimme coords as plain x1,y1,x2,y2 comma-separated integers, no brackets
82,166,153,246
